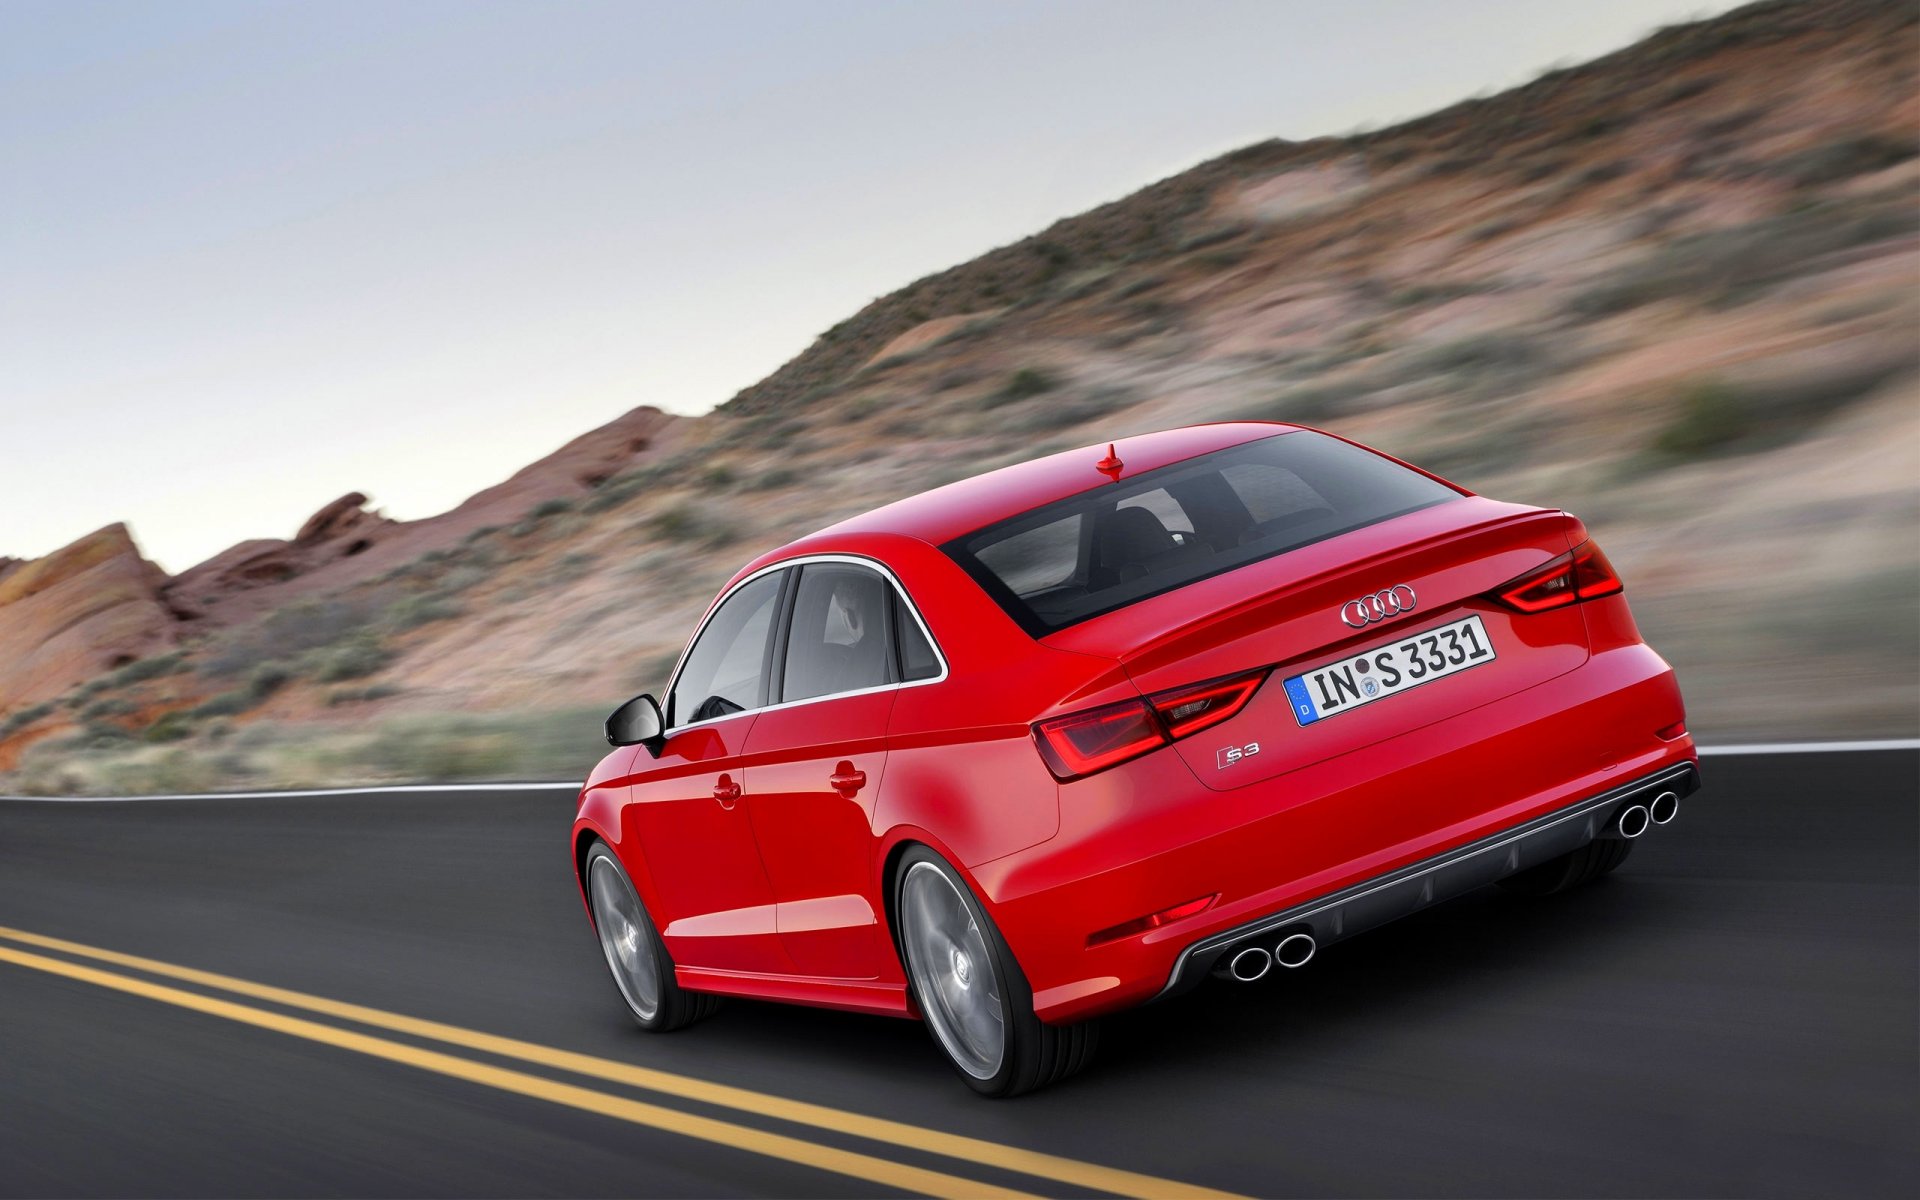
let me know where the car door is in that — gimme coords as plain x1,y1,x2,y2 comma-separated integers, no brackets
741,560,940,979
622,568,793,975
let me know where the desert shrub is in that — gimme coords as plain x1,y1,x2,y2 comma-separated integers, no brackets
646,504,701,542
1465,217,1522,243
1652,382,1744,459
1578,160,1632,187
1646,365,1904,466
437,565,488,594
108,652,186,688
327,684,401,706
364,719,518,782
749,467,800,491
699,465,737,491
1195,247,1251,270
1417,333,1543,375
755,418,806,448
143,711,197,743
462,524,501,543
1176,224,1248,253
73,720,132,748
0,701,57,737
1013,394,1117,433
247,662,292,699
143,749,227,795
643,505,736,548
1230,382,1363,426
583,458,692,513
1657,77,1715,107
190,690,258,719
529,497,575,520
1389,280,1495,307
202,599,373,678
1569,203,1915,316
863,349,925,375
980,368,1060,410
302,633,391,683
1778,134,1917,188
384,594,462,631
553,552,599,582
81,698,133,720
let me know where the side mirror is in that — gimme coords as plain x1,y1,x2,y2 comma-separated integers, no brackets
606,693,665,753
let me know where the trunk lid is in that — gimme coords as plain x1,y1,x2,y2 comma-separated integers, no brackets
1044,497,1586,790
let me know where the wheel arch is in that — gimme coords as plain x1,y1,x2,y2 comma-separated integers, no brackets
572,817,666,932
873,826,1004,977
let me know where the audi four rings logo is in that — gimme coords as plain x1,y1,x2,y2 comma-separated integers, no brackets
1340,585,1416,627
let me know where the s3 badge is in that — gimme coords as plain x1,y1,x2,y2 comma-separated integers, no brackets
1217,742,1261,769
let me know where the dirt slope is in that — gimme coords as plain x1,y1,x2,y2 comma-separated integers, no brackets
4,0,1914,793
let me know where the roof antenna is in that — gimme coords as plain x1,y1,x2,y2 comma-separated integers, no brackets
1095,443,1124,480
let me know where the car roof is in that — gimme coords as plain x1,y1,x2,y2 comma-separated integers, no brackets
804,422,1300,549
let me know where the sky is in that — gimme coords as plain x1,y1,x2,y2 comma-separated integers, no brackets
1,0,1737,574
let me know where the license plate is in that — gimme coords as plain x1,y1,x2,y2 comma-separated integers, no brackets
1282,614,1496,726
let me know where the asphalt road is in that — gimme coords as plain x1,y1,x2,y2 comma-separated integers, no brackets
0,749,1913,1198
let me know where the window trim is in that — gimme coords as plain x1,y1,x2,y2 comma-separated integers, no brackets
659,553,950,738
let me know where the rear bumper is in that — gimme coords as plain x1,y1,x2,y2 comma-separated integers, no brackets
1156,760,1699,997
975,642,1694,1023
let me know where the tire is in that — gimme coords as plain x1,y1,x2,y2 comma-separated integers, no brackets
1498,836,1634,897
893,846,1097,1097
584,841,721,1032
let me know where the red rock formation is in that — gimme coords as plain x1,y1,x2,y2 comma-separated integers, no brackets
157,406,682,627
0,524,178,710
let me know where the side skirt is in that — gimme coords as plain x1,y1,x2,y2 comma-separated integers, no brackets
674,966,915,1019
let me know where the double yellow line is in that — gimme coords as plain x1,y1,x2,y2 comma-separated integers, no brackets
0,925,1241,1199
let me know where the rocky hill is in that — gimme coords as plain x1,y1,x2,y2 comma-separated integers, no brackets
3,0,1914,794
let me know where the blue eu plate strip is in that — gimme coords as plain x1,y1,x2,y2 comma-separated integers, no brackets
1282,674,1320,725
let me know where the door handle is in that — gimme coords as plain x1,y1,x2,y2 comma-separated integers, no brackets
828,762,867,796
712,774,741,808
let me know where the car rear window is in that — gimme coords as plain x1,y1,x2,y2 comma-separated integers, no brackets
943,431,1460,636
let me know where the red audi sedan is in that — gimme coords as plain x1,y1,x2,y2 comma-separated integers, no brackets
573,422,1696,1095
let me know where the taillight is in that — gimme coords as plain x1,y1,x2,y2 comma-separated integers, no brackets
1148,668,1270,739
1033,667,1270,781
1032,699,1167,780
1490,539,1624,613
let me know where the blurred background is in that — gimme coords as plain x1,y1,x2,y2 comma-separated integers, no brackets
2,0,1915,795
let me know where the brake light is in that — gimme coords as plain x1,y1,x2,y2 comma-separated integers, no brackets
1034,668,1271,781
1490,539,1624,613
1570,541,1625,600
1033,699,1167,780
1148,668,1271,739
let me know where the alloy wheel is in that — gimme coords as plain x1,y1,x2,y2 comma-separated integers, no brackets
589,856,661,1022
899,861,1005,1079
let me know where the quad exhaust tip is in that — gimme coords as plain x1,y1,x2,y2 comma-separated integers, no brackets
1220,946,1273,982
1274,931,1317,969
1648,791,1680,825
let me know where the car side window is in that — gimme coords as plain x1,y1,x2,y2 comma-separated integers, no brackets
781,564,896,703
892,591,941,682
667,571,784,727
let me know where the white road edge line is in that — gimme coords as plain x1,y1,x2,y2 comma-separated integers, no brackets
1,739,1914,802
1695,738,1920,756
0,781,584,802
